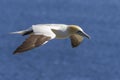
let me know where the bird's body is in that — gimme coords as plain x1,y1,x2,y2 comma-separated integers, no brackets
33,24,70,39
12,24,90,54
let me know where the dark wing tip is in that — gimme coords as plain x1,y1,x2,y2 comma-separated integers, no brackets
13,51,18,54
13,48,25,54
70,34,83,48
13,52,19,55
22,30,33,36
13,45,35,55
71,44,79,48
71,42,81,48
13,49,25,54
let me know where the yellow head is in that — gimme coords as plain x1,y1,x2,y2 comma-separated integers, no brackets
68,25,90,39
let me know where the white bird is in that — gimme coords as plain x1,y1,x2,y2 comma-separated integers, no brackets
11,24,90,54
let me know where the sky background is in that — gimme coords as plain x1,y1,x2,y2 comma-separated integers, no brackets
0,0,120,80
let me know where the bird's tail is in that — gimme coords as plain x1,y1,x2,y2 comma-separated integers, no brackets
10,28,33,36
10,30,26,35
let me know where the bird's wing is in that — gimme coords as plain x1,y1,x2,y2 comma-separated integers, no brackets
13,26,56,54
70,34,83,48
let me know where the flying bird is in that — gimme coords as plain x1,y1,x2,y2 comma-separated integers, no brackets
11,24,90,54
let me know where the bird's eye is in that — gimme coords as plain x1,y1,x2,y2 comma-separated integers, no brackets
77,31,82,34
77,31,84,35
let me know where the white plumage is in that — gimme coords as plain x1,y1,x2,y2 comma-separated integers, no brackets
12,24,90,54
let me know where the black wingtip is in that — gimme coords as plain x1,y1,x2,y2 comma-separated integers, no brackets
13,49,23,55
13,51,19,55
22,30,33,36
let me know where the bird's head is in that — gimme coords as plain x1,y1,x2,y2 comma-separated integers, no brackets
68,25,90,39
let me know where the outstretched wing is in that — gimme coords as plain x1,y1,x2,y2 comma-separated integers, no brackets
70,34,83,48
14,25,56,54
13,35,51,54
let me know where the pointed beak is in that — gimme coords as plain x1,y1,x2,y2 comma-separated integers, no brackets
82,31,91,39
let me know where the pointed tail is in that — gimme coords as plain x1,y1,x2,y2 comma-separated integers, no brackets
10,28,33,36
10,30,26,35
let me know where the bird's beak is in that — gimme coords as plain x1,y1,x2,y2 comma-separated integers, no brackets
81,31,91,39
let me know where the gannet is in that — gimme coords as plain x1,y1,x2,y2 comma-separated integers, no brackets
11,24,90,54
